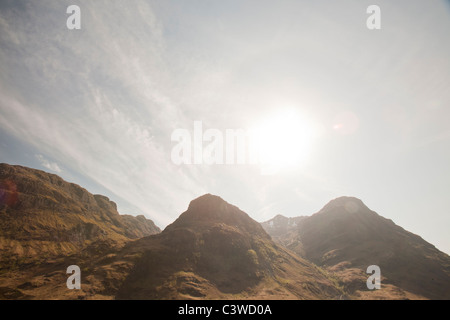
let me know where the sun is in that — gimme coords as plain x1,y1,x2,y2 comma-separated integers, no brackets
249,109,318,174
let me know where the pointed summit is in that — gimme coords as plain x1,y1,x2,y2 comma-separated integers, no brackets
165,193,268,238
320,196,370,215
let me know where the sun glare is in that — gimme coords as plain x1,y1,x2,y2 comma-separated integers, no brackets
249,109,318,173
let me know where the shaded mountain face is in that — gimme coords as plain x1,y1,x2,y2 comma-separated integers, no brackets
263,197,450,300
0,163,160,268
115,194,343,299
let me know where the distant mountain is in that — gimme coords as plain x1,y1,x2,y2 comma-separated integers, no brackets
0,163,160,268
262,196,450,299
261,214,307,256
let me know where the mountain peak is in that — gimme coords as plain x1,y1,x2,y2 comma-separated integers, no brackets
187,193,227,211
183,193,240,224
165,193,269,239
321,196,369,215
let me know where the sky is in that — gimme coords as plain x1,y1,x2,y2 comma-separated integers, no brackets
1,0,449,254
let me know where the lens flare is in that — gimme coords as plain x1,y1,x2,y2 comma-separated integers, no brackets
0,180,19,207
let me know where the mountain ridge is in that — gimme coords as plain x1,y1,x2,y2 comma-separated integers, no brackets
1,163,449,300
0,163,160,266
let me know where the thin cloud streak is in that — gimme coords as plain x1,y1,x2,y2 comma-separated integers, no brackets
35,154,61,173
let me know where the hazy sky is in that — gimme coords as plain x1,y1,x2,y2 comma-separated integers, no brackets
1,0,449,254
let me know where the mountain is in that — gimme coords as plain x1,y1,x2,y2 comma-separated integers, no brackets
0,163,160,270
262,196,450,300
114,194,343,299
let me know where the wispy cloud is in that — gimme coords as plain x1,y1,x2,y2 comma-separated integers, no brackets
0,0,207,226
35,154,61,173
